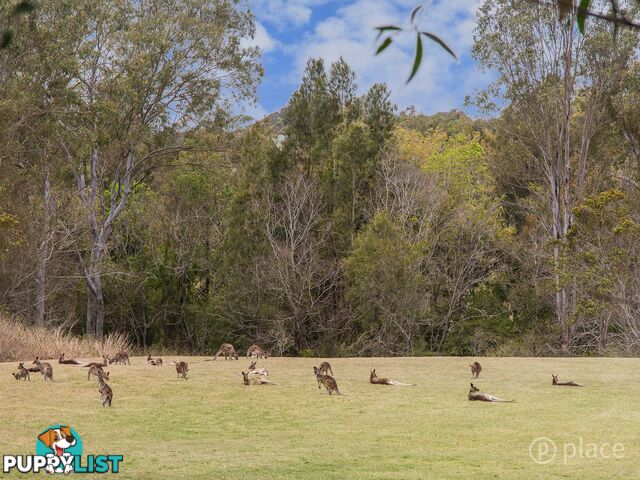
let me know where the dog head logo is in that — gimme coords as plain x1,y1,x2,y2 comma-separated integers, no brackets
35,425,83,474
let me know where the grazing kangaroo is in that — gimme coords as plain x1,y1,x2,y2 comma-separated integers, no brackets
369,369,416,386
468,383,514,403
172,361,189,379
146,354,163,366
79,356,108,368
246,344,268,358
108,352,130,365
248,361,269,376
87,365,109,381
552,374,584,387
318,361,333,376
33,357,53,381
13,362,30,381
213,343,239,360
242,371,276,385
470,361,482,378
313,366,341,395
96,372,113,407
58,353,80,365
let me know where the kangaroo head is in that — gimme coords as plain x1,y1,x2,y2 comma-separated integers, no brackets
104,371,110,381
552,374,558,384
18,362,24,368
249,361,256,370
33,357,40,365
313,366,320,375
470,383,479,392
242,371,250,385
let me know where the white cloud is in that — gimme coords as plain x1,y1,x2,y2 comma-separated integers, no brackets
257,0,493,115
248,0,334,30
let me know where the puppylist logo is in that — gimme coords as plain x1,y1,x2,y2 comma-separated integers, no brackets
3,424,123,474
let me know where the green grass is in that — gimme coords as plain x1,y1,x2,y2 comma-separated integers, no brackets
1,356,638,479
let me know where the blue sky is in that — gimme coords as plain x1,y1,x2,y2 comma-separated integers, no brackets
242,0,495,120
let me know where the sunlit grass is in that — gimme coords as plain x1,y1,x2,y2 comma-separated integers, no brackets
1,356,638,479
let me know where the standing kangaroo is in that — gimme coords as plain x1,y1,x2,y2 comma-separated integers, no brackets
552,374,584,387
248,361,269,376
172,361,189,379
33,357,53,381
146,354,163,366
213,343,239,360
108,352,130,365
318,361,333,376
87,365,109,381
246,344,268,358
13,362,30,381
468,383,514,403
58,353,80,365
313,366,341,395
369,369,416,386
242,371,276,385
97,372,113,407
470,361,482,378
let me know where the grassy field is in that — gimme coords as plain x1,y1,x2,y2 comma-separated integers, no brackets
1,356,638,479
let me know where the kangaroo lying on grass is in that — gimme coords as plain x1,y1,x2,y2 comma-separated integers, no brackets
146,354,163,366
172,361,189,379
97,372,113,407
108,352,130,365
470,361,482,378
242,371,276,385
213,343,239,360
78,356,108,368
369,369,416,386
87,365,109,381
314,366,341,395
13,362,30,381
33,357,53,381
58,353,80,365
248,361,269,376
552,374,583,387
246,344,269,359
468,383,514,403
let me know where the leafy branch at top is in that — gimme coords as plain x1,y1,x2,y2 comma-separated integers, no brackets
1,1,36,49
374,4,457,84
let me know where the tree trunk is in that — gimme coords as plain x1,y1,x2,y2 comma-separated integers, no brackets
34,171,53,326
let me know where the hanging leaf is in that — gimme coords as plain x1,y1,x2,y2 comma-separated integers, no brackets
12,1,35,16
0,30,13,49
375,25,402,40
407,34,423,83
410,5,423,23
421,32,457,60
577,0,591,33
376,37,393,55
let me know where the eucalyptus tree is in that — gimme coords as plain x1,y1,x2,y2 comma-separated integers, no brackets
52,0,262,338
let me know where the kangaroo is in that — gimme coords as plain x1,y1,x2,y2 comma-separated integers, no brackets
79,356,109,368
246,344,268,358
470,361,482,378
108,352,130,365
242,371,276,385
13,362,30,381
58,353,81,365
468,383,514,403
146,354,163,366
213,343,239,360
248,361,269,376
33,357,53,381
552,374,584,387
318,361,333,376
97,372,113,407
313,366,341,395
87,365,109,381
172,361,189,379
369,369,416,386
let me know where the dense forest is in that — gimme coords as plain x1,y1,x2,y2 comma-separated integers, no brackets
1,0,640,356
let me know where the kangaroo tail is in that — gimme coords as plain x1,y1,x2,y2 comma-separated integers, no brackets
388,380,416,386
